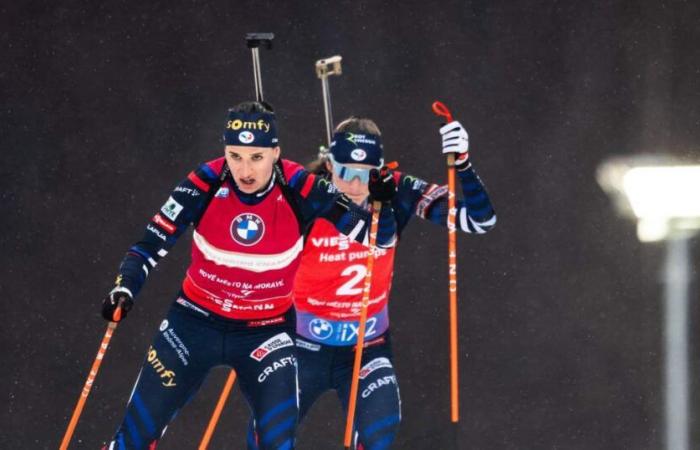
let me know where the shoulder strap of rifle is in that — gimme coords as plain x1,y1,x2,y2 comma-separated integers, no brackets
273,159,305,235
193,164,230,228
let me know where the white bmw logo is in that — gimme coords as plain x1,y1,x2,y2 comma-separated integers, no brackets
231,213,265,246
350,149,367,161
309,318,333,340
239,131,255,144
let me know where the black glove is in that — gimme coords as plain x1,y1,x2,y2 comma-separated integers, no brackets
101,287,134,322
368,166,397,202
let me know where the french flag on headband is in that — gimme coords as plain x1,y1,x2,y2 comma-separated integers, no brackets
330,132,383,167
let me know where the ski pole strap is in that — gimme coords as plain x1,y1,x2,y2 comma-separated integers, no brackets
432,100,453,123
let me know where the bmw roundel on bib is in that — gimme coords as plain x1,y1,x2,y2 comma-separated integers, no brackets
231,213,265,246
309,318,333,340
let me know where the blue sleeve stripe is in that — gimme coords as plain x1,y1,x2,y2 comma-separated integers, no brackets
259,395,297,427
129,245,154,262
131,391,157,436
261,416,295,445
287,169,303,188
367,433,395,450
362,414,401,439
199,163,217,179
277,438,293,450
124,413,143,450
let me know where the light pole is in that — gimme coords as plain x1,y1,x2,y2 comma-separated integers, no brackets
597,156,700,450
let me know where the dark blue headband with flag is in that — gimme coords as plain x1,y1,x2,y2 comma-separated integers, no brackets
329,132,383,167
223,110,278,147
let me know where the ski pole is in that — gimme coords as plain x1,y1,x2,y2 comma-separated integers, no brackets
60,307,123,450
198,34,275,448
432,100,460,423
315,55,343,146
198,370,237,450
343,200,382,449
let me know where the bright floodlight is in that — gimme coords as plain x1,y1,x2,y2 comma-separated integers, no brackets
597,156,700,242
598,154,700,450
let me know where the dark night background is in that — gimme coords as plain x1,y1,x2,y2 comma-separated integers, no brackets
2,1,700,448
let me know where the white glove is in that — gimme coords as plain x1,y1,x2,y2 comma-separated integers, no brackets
440,121,470,169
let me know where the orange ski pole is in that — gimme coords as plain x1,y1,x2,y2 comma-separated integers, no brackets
343,200,382,449
60,307,123,450
199,370,237,450
432,100,460,423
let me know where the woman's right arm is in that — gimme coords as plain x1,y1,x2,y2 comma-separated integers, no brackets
101,162,220,321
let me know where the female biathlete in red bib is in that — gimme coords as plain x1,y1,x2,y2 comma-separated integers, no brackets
249,116,496,449
100,102,397,450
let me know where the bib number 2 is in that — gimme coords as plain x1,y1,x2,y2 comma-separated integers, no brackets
337,264,367,296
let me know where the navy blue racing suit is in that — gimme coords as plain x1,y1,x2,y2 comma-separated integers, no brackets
106,299,299,450
248,165,496,449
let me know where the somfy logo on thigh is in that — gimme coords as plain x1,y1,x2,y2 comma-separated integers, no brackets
147,346,177,388
159,320,169,332
231,213,265,246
